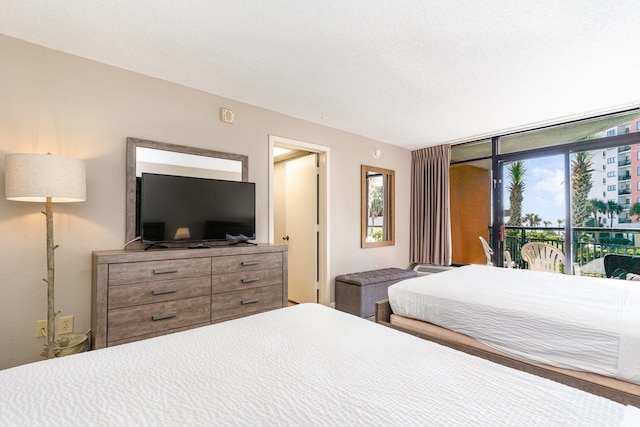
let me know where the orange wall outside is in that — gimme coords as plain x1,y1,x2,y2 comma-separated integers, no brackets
450,165,491,265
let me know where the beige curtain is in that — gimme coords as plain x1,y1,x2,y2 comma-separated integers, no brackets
410,144,451,265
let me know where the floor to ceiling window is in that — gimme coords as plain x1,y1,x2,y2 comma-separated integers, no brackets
501,155,565,270
451,109,640,275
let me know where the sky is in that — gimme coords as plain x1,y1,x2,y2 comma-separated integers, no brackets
504,155,565,225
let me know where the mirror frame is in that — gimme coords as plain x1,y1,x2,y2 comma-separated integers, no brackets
126,137,249,244
361,164,395,248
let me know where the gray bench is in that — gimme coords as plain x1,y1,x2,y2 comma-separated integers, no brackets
335,268,418,318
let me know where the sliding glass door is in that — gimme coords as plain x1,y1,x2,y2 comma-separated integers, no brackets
450,109,640,275
502,155,565,270
570,144,640,276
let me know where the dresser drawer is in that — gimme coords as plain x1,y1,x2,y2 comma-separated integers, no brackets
108,295,211,342
108,276,211,309
108,258,211,286
211,284,282,321
211,253,282,274
108,322,210,347
212,268,282,294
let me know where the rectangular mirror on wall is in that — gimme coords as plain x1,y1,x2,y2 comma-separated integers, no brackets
126,137,249,245
361,165,395,248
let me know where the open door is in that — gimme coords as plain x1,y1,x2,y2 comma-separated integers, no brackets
275,153,318,303
270,135,330,306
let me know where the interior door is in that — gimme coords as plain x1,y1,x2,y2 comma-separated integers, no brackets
284,153,318,303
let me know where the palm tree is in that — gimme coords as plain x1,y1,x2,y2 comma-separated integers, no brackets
557,219,564,227
630,202,640,222
571,152,594,227
605,201,623,227
506,161,526,226
368,184,384,220
523,213,542,227
543,220,551,227
585,198,607,227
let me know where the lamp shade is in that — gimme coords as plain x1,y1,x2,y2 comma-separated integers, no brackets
5,153,86,203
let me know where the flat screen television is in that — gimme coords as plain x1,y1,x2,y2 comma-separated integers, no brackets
139,173,256,246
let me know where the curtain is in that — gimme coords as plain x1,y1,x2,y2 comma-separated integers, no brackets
410,144,451,265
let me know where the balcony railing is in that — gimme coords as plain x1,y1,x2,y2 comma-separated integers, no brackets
490,226,640,277
618,174,631,181
618,145,631,152
619,159,632,166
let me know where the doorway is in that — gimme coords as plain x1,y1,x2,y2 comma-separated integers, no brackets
268,135,330,306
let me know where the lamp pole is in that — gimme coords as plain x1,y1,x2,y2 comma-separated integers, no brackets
44,197,57,359
5,153,86,359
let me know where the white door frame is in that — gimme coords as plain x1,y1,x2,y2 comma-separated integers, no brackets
268,135,330,306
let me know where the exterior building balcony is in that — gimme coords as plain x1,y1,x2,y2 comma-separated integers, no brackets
618,145,631,153
619,189,631,195
618,159,632,167
618,174,632,181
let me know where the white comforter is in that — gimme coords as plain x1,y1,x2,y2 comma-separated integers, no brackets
1,303,638,426
389,264,640,385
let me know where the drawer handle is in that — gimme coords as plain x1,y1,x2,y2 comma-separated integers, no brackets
241,298,259,305
152,287,177,295
152,312,177,321
241,261,259,266
241,278,259,283
153,268,178,275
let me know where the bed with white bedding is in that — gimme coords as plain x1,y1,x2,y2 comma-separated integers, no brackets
1,303,638,426
382,265,640,400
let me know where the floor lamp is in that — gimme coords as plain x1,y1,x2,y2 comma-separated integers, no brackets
5,153,86,359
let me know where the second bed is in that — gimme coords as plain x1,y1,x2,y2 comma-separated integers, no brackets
378,264,640,404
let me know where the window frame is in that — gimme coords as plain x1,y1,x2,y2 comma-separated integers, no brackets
451,109,640,269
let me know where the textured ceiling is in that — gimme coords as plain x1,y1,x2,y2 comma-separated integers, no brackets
2,1,639,149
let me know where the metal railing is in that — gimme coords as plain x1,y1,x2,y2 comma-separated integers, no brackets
490,226,640,277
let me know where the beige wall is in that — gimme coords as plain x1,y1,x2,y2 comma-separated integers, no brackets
0,35,412,369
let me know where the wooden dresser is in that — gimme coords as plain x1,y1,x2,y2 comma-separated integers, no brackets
92,244,287,349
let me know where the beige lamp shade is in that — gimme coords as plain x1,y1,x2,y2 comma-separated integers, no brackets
5,153,86,203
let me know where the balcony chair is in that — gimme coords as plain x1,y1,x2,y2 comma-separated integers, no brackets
520,242,565,273
603,253,640,279
479,236,514,268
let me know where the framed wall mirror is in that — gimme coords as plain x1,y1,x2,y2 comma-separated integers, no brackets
361,165,395,248
126,137,249,245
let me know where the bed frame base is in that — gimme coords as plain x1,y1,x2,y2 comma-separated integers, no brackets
375,300,640,407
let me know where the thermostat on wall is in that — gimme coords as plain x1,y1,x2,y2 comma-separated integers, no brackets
221,108,235,124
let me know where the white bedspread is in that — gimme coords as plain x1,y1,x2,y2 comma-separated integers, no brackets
388,265,640,385
1,303,638,426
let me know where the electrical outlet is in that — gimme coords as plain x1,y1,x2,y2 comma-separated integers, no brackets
35,320,47,338
58,315,74,335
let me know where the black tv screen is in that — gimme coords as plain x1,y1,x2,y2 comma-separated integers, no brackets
140,173,256,244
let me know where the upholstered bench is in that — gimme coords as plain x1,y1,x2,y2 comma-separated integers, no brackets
335,268,418,318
